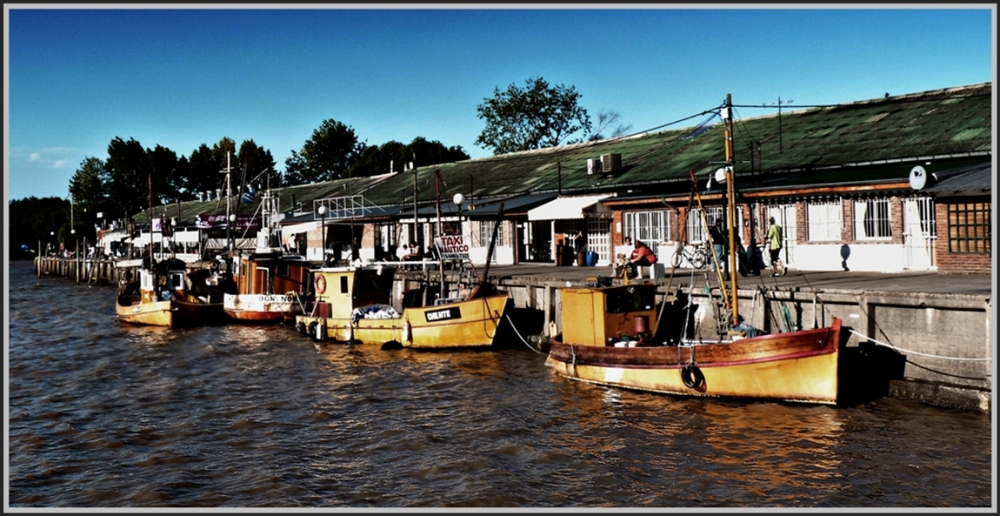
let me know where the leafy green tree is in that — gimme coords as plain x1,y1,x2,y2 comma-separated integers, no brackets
68,157,110,230
8,196,70,255
475,77,592,155
284,118,363,185
184,144,221,200
237,139,279,191
347,137,470,177
589,110,633,141
147,144,180,204
104,137,151,223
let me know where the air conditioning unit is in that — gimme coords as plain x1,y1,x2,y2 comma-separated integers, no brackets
600,153,622,174
587,158,601,175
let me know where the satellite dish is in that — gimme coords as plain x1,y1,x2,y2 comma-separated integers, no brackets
714,167,730,184
909,165,936,190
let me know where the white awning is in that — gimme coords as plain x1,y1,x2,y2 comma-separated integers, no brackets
527,194,613,221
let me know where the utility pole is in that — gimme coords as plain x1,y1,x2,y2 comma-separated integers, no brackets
411,155,419,254
723,93,739,325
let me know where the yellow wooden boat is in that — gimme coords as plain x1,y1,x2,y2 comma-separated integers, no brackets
294,265,510,349
545,283,842,404
116,258,225,328
546,94,842,405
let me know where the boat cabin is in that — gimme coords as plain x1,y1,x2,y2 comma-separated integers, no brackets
561,284,659,346
311,266,397,319
139,259,188,304
231,251,312,297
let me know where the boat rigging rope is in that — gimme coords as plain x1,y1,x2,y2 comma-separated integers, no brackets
504,314,546,355
794,272,990,363
846,329,991,362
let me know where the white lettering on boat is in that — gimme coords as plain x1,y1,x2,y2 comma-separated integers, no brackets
425,307,461,322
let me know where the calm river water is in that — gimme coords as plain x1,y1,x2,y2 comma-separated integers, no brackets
5,260,994,509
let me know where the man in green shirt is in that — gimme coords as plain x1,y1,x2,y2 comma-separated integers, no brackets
766,216,788,277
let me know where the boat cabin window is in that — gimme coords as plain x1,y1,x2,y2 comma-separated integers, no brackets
354,271,395,294
605,287,655,313
277,262,290,277
340,275,349,294
170,272,185,291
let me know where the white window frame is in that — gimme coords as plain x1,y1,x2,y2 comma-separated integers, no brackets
807,200,843,241
624,209,674,244
854,198,892,240
478,220,502,247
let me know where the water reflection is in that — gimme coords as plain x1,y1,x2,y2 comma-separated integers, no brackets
7,261,993,508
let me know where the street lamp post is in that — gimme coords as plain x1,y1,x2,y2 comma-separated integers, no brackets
318,205,328,266
171,218,177,258
228,213,236,251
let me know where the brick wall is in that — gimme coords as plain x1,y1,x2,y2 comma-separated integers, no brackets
934,201,993,274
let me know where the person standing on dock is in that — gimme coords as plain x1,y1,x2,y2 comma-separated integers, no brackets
766,216,788,277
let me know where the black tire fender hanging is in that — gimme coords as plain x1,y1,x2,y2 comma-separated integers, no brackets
681,363,705,389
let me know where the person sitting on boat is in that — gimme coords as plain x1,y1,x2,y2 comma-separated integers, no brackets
626,240,656,279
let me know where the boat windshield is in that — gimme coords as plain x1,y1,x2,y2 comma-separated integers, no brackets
605,287,655,314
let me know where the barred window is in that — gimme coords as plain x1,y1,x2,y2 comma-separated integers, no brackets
807,200,843,241
478,220,502,247
685,207,722,244
624,210,673,244
947,202,991,254
854,198,891,239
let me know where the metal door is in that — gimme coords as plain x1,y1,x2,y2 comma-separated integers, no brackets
586,218,611,265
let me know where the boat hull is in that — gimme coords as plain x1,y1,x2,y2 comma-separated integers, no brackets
116,295,174,327
223,293,300,323
546,318,842,404
296,294,510,349
117,294,225,328
403,295,510,349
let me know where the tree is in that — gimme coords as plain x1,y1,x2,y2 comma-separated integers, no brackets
346,137,470,178
284,118,364,185
183,144,221,201
147,144,180,204
475,77,592,155
104,137,151,223
8,196,70,254
237,139,279,191
68,157,110,229
589,110,633,141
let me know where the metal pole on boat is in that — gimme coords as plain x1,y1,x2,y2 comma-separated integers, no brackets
435,169,445,300
318,205,328,267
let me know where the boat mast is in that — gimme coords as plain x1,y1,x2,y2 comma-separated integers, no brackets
435,169,445,299
147,173,154,269
723,93,739,324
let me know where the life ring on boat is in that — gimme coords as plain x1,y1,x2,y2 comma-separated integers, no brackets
315,274,326,294
681,363,705,390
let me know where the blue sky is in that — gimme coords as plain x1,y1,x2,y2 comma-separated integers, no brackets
5,5,995,201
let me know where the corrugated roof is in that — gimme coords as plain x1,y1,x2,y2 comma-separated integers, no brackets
924,162,993,196
141,82,991,223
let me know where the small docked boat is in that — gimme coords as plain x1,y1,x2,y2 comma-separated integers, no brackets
545,94,843,405
116,257,226,328
223,250,312,323
545,283,842,404
294,265,511,349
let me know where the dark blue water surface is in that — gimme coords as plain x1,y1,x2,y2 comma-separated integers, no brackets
6,261,994,508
